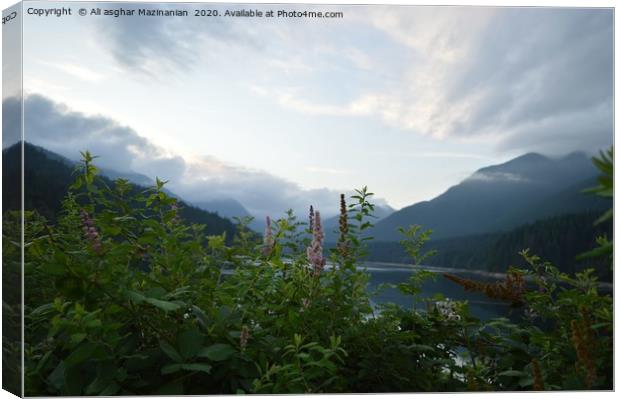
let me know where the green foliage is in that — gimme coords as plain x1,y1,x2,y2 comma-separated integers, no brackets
578,147,613,267
11,148,613,394
398,224,437,266
393,225,438,309
253,334,347,393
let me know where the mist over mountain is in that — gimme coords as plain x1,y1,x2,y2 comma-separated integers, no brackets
5,142,609,248
3,143,240,241
192,199,252,221
371,151,609,241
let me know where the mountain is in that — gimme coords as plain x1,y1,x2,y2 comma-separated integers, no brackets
2,142,239,240
365,211,612,281
372,152,609,241
324,204,395,242
193,199,252,221
98,167,155,187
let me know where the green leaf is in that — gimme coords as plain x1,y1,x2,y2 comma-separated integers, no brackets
518,376,534,387
161,363,212,375
99,382,120,395
65,342,97,366
191,305,209,328
48,361,66,390
128,290,182,312
197,343,236,361
407,344,435,352
69,333,87,346
145,297,183,312
161,364,182,375
85,362,116,395
178,329,204,359
498,370,526,377
160,341,183,363
44,262,67,276
594,209,613,225
154,380,184,394
181,363,212,373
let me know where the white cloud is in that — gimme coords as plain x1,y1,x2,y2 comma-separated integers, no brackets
415,152,491,160
468,171,530,183
11,94,372,220
41,61,104,82
248,7,612,154
305,166,352,175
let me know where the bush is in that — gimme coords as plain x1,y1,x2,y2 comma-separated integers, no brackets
9,149,612,394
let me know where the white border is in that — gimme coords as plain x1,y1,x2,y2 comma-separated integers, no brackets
0,1,616,399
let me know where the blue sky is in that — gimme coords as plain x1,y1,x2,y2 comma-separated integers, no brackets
9,1,614,218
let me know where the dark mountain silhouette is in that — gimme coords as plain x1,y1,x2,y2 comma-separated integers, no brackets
193,199,252,221
364,211,612,281
2,142,239,240
324,204,394,242
371,152,609,241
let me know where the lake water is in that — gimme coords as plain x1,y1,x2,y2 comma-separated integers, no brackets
361,262,515,321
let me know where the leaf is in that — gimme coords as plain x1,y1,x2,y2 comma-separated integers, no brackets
65,342,97,366
407,344,435,352
161,364,182,375
99,382,120,395
154,380,184,395
161,363,212,375
30,303,55,317
85,362,116,395
145,297,183,312
128,290,182,312
44,262,67,276
160,341,183,363
518,376,534,387
145,287,167,299
197,343,236,361
191,305,209,328
594,209,613,225
181,363,212,373
48,361,66,390
69,333,87,346
591,322,610,330
35,351,53,374
178,329,204,359
498,370,526,377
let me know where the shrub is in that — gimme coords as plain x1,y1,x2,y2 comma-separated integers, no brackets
9,148,612,394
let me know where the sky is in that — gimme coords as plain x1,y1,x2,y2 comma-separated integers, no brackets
3,1,614,219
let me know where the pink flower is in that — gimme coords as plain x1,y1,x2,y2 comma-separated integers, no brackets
262,216,275,256
306,209,326,276
308,205,314,232
80,209,103,255
240,325,251,351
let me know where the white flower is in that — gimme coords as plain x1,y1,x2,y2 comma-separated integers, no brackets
435,299,461,321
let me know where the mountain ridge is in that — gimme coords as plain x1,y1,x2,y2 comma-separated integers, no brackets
2,142,240,241
369,150,608,242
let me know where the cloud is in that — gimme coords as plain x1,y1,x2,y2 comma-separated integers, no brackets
354,7,613,153
414,152,491,160
95,4,262,78
40,62,103,82
305,166,352,175
2,97,21,148
468,171,530,183
49,5,612,165
223,7,612,155
11,94,371,219
20,94,186,179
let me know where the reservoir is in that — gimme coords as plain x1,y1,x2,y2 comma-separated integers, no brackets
362,261,516,320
